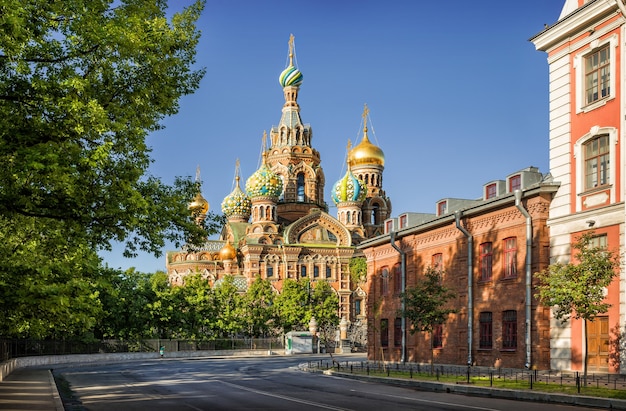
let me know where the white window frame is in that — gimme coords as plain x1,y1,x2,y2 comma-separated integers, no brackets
574,35,617,113
573,126,618,211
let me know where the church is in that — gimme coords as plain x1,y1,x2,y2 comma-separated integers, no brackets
166,35,392,325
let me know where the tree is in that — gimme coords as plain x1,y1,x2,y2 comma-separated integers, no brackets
0,1,224,340
310,280,340,351
274,279,309,333
95,267,156,340
241,276,277,337
0,215,105,339
535,232,620,382
212,276,244,338
400,267,456,370
0,0,214,256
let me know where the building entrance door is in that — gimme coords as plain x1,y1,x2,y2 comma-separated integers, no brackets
586,316,609,372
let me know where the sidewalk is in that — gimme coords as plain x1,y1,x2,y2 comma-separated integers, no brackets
0,367,64,411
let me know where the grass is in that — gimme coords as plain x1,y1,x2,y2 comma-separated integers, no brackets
337,367,626,400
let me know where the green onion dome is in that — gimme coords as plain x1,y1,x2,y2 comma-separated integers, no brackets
245,159,283,199
279,64,303,87
331,169,367,205
221,176,251,220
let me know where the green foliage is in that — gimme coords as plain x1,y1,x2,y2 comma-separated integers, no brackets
241,276,278,337
0,0,212,255
401,267,456,334
274,279,309,333
0,0,228,340
310,280,339,330
212,276,244,337
535,232,620,322
349,256,367,285
0,215,105,339
95,267,155,340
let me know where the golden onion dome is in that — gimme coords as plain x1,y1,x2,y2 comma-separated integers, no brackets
219,242,237,261
188,192,209,215
348,132,385,167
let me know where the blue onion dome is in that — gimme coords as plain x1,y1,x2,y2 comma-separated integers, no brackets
221,176,251,219
332,168,367,205
245,154,283,199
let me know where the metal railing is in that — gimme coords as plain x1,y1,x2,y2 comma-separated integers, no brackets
305,360,626,393
0,337,284,362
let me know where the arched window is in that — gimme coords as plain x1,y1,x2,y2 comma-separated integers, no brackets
297,173,305,202
372,204,379,225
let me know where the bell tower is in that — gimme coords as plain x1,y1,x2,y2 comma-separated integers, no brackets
265,34,326,225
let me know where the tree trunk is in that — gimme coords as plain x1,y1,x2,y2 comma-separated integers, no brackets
583,319,588,386
430,330,434,374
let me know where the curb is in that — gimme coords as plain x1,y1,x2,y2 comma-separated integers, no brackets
303,366,626,410
47,370,65,411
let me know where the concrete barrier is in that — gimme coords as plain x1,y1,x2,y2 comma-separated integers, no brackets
0,349,277,380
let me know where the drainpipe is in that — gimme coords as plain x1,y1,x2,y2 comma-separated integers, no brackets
455,211,473,366
390,231,406,364
515,190,533,369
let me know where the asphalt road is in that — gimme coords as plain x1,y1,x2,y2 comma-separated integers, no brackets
56,354,600,411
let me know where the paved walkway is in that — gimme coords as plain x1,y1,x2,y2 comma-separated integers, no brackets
0,368,64,411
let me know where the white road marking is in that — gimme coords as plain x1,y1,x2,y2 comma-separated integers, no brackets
217,380,353,410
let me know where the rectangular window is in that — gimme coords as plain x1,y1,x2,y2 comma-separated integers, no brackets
432,253,443,270
394,318,402,347
509,175,521,192
479,312,493,349
589,234,608,249
399,214,408,229
432,324,443,349
584,135,610,190
480,242,493,281
393,264,402,294
267,266,273,278
385,220,394,233
437,201,447,216
502,310,517,349
355,299,361,316
486,183,497,199
381,319,389,347
585,45,610,105
325,266,332,278
503,237,517,279
313,266,319,278
301,265,307,277
381,267,389,296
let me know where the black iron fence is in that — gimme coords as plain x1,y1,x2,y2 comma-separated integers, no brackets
306,360,626,394
0,337,284,363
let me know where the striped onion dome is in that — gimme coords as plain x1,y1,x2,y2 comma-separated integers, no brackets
331,168,367,205
279,64,303,87
279,34,303,87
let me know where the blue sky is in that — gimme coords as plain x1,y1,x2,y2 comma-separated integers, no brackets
100,0,565,272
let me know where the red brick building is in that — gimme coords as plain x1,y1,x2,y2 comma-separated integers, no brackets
359,167,558,369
